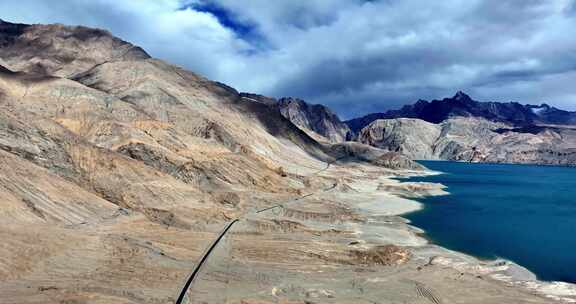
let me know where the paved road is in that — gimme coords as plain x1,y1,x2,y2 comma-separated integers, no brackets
175,219,239,304
174,157,343,303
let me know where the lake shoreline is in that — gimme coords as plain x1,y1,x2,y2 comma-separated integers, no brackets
390,161,576,303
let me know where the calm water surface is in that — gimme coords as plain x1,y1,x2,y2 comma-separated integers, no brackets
403,161,576,283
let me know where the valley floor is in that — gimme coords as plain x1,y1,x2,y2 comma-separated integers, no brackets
3,160,575,304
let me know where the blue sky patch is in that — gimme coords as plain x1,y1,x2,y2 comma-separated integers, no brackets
179,1,267,50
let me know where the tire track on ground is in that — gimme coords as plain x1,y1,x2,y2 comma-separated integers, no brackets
413,281,443,304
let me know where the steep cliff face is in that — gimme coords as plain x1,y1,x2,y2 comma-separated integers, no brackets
359,117,576,165
276,97,352,143
358,119,441,160
346,91,576,133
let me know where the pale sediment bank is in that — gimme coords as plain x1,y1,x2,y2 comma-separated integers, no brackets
369,170,576,303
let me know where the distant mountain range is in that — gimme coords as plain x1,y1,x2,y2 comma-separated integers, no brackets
345,91,576,133
272,91,576,166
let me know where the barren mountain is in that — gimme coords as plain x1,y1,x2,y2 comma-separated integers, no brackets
275,97,352,143
358,118,441,160
359,117,576,165
0,19,150,78
346,91,576,133
0,19,416,303
0,19,568,304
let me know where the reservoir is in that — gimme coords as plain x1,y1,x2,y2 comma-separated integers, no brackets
404,161,576,283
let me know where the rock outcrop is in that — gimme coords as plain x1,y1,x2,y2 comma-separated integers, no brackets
276,97,352,143
346,91,576,166
359,117,576,165
358,118,441,160
327,141,426,170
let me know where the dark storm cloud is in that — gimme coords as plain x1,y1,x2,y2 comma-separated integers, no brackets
1,0,575,118
564,0,576,15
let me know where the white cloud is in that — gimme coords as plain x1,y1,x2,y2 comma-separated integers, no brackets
1,0,576,118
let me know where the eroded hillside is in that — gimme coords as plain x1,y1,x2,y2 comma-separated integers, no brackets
0,19,423,303
358,117,576,165
0,20,568,304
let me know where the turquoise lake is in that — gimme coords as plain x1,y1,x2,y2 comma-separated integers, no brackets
403,161,576,283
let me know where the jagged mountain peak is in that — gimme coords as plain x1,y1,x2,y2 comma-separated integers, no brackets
275,96,352,143
278,96,338,116
277,96,308,109
346,93,576,133
452,90,472,102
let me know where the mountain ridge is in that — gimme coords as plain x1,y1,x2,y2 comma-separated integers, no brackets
358,117,576,166
345,91,576,133
0,20,430,303
276,97,352,143
238,93,353,143
271,91,576,166
0,18,571,304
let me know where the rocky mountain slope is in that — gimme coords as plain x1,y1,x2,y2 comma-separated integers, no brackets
336,91,576,166
0,19,150,77
1,19,570,304
346,91,576,133
359,117,576,165
240,93,352,143
240,90,576,166
1,19,470,304
275,97,352,143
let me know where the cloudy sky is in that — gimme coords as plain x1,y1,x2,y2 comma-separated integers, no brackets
2,0,576,118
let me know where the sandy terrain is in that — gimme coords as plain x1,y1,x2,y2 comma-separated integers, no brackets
174,163,576,304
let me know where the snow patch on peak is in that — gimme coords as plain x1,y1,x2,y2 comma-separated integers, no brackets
530,104,550,116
